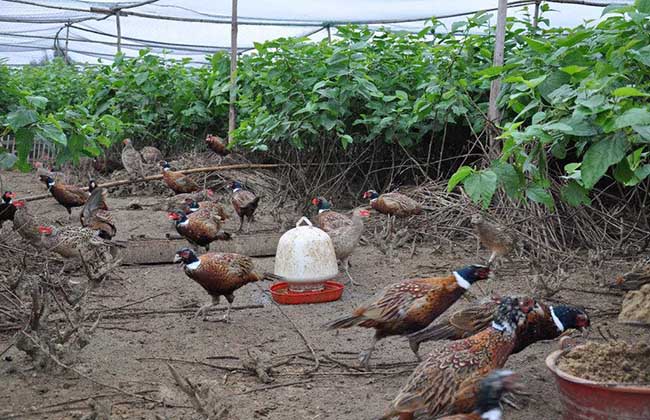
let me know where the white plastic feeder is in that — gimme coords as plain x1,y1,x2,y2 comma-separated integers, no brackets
274,217,339,292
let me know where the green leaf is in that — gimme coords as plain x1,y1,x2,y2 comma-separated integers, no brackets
25,95,49,110
493,161,523,199
6,108,39,130
447,166,474,192
522,36,552,54
526,185,555,209
633,125,650,141
560,181,591,206
614,108,650,129
339,134,353,150
37,124,67,146
581,135,628,188
636,0,650,13
0,152,18,170
15,128,34,172
134,72,149,86
612,87,649,97
395,90,408,101
464,170,497,208
560,65,588,75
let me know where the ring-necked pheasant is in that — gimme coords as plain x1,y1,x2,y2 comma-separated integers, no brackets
327,264,490,368
376,297,534,420
312,197,352,232
161,161,199,194
470,214,515,266
408,298,590,356
612,257,650,291
229,181,260,233
0,191,16,228
173,247,279,322
183,199,229,223
42,176,89,219
168,210,230,251
437,369,521,420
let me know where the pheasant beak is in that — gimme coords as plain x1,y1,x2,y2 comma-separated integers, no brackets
311,198,319,206
122,139,129,145
173,254,182,263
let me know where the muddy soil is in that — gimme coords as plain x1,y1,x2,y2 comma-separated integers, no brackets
557,342,650,384
1,170,649,420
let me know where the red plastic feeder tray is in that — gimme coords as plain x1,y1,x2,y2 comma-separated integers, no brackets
270,281,344,305
546,348,650,420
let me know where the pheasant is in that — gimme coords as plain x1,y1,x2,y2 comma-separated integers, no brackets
408,298,590,356
80,186,116,240
183,199,229,223
437,370,521,420
363,189,421,232
613,257,650,291
43,176,88,219
312,197,352,232
230,181,260,233
376,297,534,420
173,247,279,322
327,208,369,285
0,191,16,227
168,210,230,251
205,134,230,156
327,264,490,368
12,200,42,246
121,138,146,179
161,161,199,194
140,146,163,164
470,214,515,266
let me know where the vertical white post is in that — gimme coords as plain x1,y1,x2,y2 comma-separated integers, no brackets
488,0,508,156
228,0,238,144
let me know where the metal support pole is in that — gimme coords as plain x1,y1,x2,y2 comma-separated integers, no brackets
64,22,70,64
326,25,332,43
487,0,508,157
115,11,122,53
533,0,541,28
228,0,238,143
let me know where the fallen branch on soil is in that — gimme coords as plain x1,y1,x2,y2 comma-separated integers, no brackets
167,363,232,420
137,356,242,373
234,379,313,395
96,304,263,319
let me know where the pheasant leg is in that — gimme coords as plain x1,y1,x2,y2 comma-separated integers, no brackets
195,295,220,319
342,258,362,286
237,216,244,233
358,336,377,369
222,300,233,323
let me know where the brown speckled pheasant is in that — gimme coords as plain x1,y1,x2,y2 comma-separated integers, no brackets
205,134,230,156
43,176,89,219
327,208,369,285
327,264,490,368
37,224,119,262
173,247,279,322
312,197,352,232
470,214,515,266
161,161,199,194
408,298,590,356
183,199,229,222
80,186,116,240
140,146,163,164
376,297,534,420
168,210,230,251
12,200,41,246
437,370,521,420
121,138,145,179
230,181,260,233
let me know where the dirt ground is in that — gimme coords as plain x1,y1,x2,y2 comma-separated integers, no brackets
1,170,648,420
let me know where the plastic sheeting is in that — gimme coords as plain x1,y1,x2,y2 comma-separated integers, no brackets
0,0,636,65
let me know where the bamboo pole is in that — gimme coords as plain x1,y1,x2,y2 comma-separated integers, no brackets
533,0,541,28
487,0,508,158
228,0,238,144
115,11,122,54
326,25,332,43
64,22,70,64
